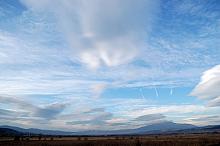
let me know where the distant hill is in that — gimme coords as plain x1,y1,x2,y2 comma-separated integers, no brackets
132,121,196,134
1,122,220,136
0,125,75,136
203,125,220,130
76,121,197,135
177,124,220,134
0,128,23,136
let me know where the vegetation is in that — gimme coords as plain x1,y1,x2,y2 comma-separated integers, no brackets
0,133,220,146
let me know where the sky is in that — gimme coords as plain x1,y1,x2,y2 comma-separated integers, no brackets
0,0,220,131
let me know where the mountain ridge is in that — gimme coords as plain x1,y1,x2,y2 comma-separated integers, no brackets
0,121,198,135
0,125,75,135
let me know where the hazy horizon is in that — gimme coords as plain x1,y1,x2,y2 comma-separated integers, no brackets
0,0,220,132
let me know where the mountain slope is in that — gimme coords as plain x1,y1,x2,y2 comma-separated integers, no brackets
134,121,196,134
3,121,220,136
0,125,75,135
76,121,197,135
0,128,23,136
177,124,220,134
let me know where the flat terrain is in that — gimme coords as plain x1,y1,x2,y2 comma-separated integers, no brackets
1,133,220,146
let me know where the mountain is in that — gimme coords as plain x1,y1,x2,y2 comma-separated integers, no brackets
0,125,75,135
0,128,23,136
203,125,220,130
177,124,220,134
134,121,196,133
76,121,197,135
2,122,220,136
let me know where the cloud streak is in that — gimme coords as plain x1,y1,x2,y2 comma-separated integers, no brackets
0,0,219,130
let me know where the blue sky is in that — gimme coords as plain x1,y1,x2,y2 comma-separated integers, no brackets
0,0,220,131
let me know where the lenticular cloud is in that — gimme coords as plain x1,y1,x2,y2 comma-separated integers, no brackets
190,65,220,106
20,0,159,69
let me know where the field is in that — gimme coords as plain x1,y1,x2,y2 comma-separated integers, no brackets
1,133,220,146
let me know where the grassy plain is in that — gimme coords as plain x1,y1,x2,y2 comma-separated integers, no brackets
1,133,220,146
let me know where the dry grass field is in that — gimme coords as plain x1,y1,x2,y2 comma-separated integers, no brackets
0,133,220,146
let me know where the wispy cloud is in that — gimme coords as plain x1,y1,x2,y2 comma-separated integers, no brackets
0,0,219,130
0,95,67,120
134,114,165,122
21,0,160,69
190,65,220,106
184,115,220,126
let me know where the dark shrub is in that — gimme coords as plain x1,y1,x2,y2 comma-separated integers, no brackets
14,136,20,141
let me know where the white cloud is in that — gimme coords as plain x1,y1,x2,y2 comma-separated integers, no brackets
183,115,220,126
90,83,107,98
20,0,160,69
208,97,220,107
190,65,220,106
0,0,216,95
125,105,207,117
0,95,67,120
0,0,220,130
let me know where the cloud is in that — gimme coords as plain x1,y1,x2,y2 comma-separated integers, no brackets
190,65,220,106
132,113,166,126
0,0,219,98
84,108,105,114
134,113,165,122
124,105,207,117
0,95,67,120
0,109,23,118
0,95,35,111
190,115,220,122
66,107,113,129
208,97,220,107
20,0,160,69
0,0,220,130
34,103,67,119
90,83,107,98
184,115,220,126
0,31,107,96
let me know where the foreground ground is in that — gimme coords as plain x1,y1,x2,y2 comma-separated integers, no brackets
1,133,220,146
